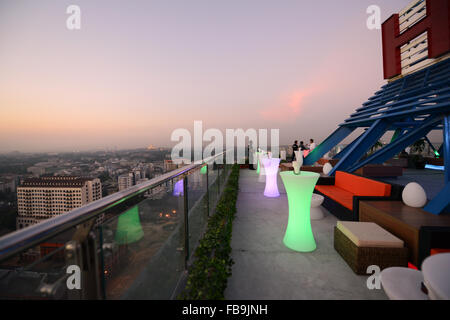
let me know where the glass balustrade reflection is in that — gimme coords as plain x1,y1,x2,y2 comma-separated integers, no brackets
99,182,184,299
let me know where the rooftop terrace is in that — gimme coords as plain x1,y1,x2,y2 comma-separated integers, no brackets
225,169,387,300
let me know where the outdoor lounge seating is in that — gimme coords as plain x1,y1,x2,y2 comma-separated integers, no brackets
334,221,408,274
314,171,401,221
359,201,450,267
317,158,339,167
354,164,403,178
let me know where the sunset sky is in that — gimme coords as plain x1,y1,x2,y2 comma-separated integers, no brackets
0,0,417,152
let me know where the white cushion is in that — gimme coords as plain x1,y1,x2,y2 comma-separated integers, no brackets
337,221,404,248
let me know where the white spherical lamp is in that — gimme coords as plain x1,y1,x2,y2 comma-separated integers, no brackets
402,182,427,208
323,163,333,176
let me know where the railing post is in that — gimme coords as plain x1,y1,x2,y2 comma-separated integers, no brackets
183,175,189,269
217,164,220,196
205,165,210,217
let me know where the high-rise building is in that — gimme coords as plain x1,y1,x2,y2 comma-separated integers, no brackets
118,173,134,191
164,159,189,172
16,176,102,229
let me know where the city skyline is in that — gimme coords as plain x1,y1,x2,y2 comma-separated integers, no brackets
0,0,423,152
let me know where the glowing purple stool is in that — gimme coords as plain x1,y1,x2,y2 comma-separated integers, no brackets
173,179,184,196
262,158,281,198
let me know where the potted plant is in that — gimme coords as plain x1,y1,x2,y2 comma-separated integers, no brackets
411,154,426,169
369,140,383,155
410,139,426,169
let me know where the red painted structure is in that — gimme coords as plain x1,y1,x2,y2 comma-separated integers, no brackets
382,0,450,79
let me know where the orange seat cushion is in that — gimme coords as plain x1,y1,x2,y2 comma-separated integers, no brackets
431,248,450,255
315,185,354,210
335,171,391,197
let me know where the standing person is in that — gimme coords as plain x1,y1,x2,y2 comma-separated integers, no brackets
300,141,309,158
299,141,307,151
309,139,316,151
292,140,299,161
248,141,255,170
299,141,308,158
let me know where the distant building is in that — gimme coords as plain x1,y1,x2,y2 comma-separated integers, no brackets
164,159,189,173
16,176,102,229
0,176,18,193
118,173,134,191
27,166,45,177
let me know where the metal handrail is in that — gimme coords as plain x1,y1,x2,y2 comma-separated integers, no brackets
0,151,226,262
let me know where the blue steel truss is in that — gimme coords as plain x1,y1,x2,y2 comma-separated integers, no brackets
304,58,450,214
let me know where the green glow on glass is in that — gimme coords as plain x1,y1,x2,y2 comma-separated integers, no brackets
280,171,320,252
256,152,261,174
115,205,144,245
201,165,207,174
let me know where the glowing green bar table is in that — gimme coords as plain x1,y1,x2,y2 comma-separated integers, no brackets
280,171,320,252
256,152,262,174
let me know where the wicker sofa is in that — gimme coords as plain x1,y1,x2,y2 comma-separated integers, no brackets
314,171,403,221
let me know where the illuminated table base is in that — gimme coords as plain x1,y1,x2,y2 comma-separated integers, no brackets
256,152,262,174
280,171,320,252
258,154,268,183
262,158,281,197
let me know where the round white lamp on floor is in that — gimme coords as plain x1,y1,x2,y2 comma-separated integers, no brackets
380,267,428,300
422,253,450,300
310,194,325,220
402,182,427,208
323,162,333,176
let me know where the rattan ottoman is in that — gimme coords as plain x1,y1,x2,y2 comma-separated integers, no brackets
334,221,408,275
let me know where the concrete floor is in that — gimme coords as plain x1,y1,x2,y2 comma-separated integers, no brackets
225,169,388,300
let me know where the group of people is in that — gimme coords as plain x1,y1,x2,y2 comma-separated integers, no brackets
292,139,316,161
247,139,317,170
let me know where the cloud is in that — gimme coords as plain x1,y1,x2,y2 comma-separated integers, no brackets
259,82,326,122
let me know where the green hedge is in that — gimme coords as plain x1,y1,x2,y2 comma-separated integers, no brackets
179,164,240,300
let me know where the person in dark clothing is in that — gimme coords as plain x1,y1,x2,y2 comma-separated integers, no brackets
299,141,308,151
248,141,255,170
292,140,299,161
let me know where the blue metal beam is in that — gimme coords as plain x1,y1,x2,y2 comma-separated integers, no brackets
424,114,450,215
346,115,443,172
423,136,438,156
392,122,443,129
355,66,450,113
438,144,444,157
303,126,354,165
341,101,450,127
390,128,404,142
332,131,367,160
329,119,390,175
443,114,450,184
423,184,450,215
351,87,450,119
344,93,450,124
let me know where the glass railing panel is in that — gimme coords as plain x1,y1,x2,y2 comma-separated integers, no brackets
98,177,185,300
207,161,219,215
186,167,208,257
0,152,229,300
0,227,80,300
